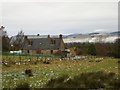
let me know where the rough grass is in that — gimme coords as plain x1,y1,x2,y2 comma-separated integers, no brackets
2,55,119,89
44,71,120,88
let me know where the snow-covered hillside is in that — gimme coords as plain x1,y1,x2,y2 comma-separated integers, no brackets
63,33,119,43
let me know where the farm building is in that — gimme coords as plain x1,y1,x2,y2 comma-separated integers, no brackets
22,34,66,55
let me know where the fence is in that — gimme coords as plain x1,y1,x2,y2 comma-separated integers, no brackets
2,52,56,57
2,52,60,61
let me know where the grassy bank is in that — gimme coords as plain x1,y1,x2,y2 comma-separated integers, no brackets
2,56,119,88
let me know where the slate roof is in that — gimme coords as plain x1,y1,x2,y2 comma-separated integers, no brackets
26,35,48,39
23,37,62,50
26,35,59,39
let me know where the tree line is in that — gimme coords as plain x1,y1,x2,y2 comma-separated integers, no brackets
65,39,120,58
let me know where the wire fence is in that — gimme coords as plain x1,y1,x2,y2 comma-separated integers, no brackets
1,52,63,66
2,52,55,57
2,52,60,61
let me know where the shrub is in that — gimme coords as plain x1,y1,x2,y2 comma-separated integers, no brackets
14,82,30,90
43,71,119,89
87,44,96,56
25,69,33,77
44,75,68,88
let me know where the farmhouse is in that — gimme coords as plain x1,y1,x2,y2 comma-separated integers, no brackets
22,34,65,54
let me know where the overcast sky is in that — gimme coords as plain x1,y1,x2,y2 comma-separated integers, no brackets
2,1,118,36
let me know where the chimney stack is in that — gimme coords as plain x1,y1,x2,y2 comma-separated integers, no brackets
48,35,50,38
0,26,5,30
37,34,40,36
24,36,28,40
59,34,62,39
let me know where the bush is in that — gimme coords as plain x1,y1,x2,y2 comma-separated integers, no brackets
87,44,96,56
44,75,69,88
25,69,33,77
43,71,119,89
14,82,30,90
113,39,120,58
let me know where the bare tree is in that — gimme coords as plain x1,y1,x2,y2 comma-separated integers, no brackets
0,26,10,51
10,30,25,50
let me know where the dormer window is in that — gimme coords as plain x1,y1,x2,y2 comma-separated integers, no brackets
28,40,33,46
50,39,56,45
54,40,56,44
50,39,54,44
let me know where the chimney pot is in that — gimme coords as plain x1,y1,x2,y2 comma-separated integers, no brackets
0,26,5,30
59,34,62,39
48,35,50,38
37,34,40,36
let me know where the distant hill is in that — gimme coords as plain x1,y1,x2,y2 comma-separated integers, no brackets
89,32,100,35
109,31,120,35
63,31,119,43
65,33,82,38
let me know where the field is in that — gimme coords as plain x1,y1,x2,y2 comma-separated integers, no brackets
2,55,119,89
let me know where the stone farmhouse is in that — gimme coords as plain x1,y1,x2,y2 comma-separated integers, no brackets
22,34,66,55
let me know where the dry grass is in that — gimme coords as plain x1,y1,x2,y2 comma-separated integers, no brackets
2,56,119,88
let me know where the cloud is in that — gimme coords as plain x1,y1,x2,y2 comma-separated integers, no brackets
94,28,118,33
94,29,108,32
2,2,118,36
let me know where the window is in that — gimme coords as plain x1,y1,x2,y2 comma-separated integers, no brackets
36,49,41,54
27,50,30,53
51,50,53,54
50,39,54,44
50,39,55,45
28,40,33,46
54,40,56,44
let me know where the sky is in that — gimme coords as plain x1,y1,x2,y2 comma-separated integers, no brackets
1,0,118,36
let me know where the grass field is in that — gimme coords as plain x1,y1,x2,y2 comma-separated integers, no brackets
2,55,119,88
